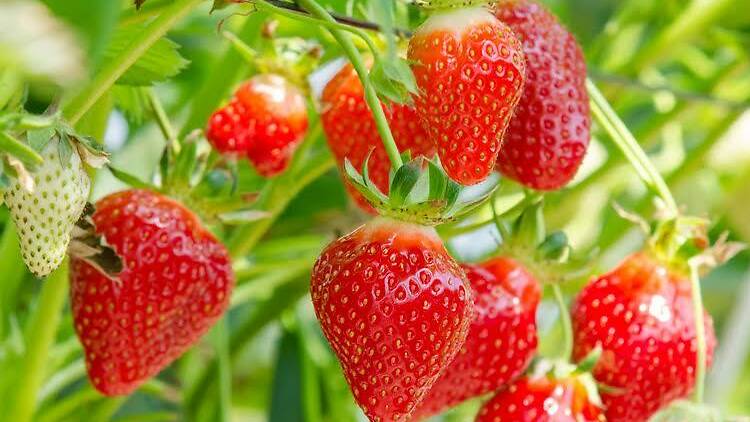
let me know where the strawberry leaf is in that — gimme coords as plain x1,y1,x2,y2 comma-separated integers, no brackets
26,127,55,153
113,86,150,124
389,160,420,207
104,27,189,86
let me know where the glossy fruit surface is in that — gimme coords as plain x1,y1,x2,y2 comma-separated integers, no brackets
408,6,525,185
70,189,234,396
321,63,434,212
493,0,590,190
413,257,540,420
572,252,716,422
310,217,472,421
206,74,308,177
476,375,606,422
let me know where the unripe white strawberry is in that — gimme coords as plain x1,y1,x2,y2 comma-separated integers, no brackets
3,138,91,277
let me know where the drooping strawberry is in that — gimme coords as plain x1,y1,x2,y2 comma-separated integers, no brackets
571,252,717,422
320,63,434,213
310,217,472,421
412,257,540,420
493,0,590,190
408,5,525,185
3,138,91,277
206,74,309,177
70,189,234,396
476,374,606,422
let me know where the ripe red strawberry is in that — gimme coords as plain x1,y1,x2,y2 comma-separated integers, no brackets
493,0,590,190
412,257,540,420
310,217,472,421
408,6,525,185
321,63,434,213
476,375,606,422
571,252,717,422
206,74,309,177
70,189,234,396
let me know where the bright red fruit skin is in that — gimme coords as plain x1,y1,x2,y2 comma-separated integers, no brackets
310,217,472,421
408,6,525,186
571,252,716,422
70,189,234,396
476,376,606,422
412,257,540,420
493,0,590,190
320,63,434,213
206,74,308,177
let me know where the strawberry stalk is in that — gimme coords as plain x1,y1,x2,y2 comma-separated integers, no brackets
689,263,708,402
586,78,679,215
146,88,180,153
8,260,69,422
62,0,204,126
551,284,574,361
295,0,404,170
587,78,712,405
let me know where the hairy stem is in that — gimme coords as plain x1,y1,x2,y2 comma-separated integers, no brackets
551,284,573,361
146,88,180,152
9,261,70,422
294,0,403,170
62,0,204,125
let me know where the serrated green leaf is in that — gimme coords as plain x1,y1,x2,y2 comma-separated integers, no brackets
0,131,43,166
389,161,420,207
112,86,150,124
104,26,189,86
26,127,55,152
108,165,158,190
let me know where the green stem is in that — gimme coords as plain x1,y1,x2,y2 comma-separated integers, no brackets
38,359,86,403
254,1,380,55
586,78,679,215
689,263,707,403
0,224,25,322
9,261,70,422
62,0,204,126
0,131,44,165
0,69,21,110
295,0,403,170
551,284,573,361
227,123,333,257
212,319,231,422
146,88,180,152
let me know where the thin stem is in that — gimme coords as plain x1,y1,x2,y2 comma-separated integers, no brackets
689,263,707,403
9,260,70,422
254,1,381,55
146,88,180,152
294,0,403,170
551,284,573,361
586,78,679,215
212,319,232,422
62,0,204,125
259,0,412,38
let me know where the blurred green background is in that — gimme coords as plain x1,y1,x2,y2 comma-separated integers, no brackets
1,0,750,421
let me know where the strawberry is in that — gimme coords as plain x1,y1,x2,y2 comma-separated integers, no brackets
206,74,309,177
476,375,606,422
493,0,591,190
571,252,717,422
320,63,434,213
310,217,472,421
408,6,525,186
3,139,90,277
412,257,540,420
70,189,234,396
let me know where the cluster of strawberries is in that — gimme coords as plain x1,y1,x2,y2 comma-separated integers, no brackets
0,0,716,421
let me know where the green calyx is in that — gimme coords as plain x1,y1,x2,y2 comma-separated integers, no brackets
344,154,498,226
613,203,746,276
108,133,267,226
531,353,604,409
413,0,491,11
223,28,321,95
496,198,593,285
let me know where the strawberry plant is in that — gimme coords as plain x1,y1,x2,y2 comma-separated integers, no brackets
1,0,750,421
